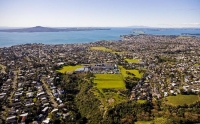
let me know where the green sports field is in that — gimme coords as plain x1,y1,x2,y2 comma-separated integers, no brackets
125,59,141,63
90,47,113,52
166,95,199,106
135,117,167,124
94,74,125,89
93,74,127,107
57,65,83,73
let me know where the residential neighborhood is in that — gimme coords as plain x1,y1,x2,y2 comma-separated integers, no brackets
0,35,200,123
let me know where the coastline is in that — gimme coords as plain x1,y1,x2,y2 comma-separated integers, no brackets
0,28,200,48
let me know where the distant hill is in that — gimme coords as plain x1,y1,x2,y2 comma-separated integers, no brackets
127,25,150,28
0,26,110,32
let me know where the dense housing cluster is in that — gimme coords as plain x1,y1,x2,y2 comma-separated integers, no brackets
0,35,200,123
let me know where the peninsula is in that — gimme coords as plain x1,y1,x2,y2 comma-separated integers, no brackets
0,26,110,32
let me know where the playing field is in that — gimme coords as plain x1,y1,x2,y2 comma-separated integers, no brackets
125,59,140,63
57,65,83,73
94,74,125,89
119,66,143,79
135,117,167,124
166,95,199,106
90,47,113,52
93,74,127,107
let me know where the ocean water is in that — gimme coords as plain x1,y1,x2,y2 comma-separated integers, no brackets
0,28,200,47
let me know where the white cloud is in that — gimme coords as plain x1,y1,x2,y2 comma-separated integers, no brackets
182,23,200,25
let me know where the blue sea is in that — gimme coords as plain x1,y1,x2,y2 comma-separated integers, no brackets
0,28,200,47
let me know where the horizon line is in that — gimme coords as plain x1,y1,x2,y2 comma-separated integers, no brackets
0,25,200,29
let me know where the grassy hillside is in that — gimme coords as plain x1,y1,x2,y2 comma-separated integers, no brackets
119,66,143,79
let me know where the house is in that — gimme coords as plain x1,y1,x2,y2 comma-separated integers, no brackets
37,91,45,97
37,114,44,122
42,107,49,113
42,103,50,107
56,98,62,104
164,92,168,97
51,108,58,113
6,115,17,124
42,118,50,124
20,113,28,124
57,89,64,95
0,92,6,99
26,92,34,98
63,113,70,119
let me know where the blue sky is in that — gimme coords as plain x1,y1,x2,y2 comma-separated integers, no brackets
0,0,199,27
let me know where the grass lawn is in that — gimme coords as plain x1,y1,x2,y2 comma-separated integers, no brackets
94,74,125,89
90,46,122,55
137,100,147,104
92,74,127,108
90,47,113,52
119,66,143,79
125,59,140,63
57,65,83,73
33,98,37,103
166,95,199,106
135,117,167,124
135,121,151,124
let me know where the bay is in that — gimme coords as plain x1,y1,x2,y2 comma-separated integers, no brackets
0,28,200,47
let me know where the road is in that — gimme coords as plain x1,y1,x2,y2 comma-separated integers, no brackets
7,69,19,103
41,78,58,108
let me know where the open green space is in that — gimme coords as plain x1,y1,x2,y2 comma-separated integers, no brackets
94,74,125,89
135,117,167,124
57,65,83,73
166,95,199,106
194,64,200,66
90,47,113,52
125,59,141,63
119,66,143,79
92,74,127,107
90,46,124,55
93,88,128,107
137,100,147,104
